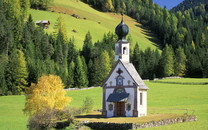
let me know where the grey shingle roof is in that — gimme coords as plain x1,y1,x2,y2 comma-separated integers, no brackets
107,93,129,102
35,20,50,24
121,60,149,90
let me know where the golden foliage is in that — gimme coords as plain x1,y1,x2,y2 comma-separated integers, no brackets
24,75,71,116
53,16,68,44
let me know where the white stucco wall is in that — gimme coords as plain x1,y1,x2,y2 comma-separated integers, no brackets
106,88,114,117
138,90,147,117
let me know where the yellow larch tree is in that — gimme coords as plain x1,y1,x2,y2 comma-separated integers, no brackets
24,74,71,116
53,16,68,44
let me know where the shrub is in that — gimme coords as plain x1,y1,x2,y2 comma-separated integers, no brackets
82,96,94,113
28,107,73,129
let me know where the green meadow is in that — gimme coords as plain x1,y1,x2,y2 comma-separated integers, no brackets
29,0,159,49
0,78,208,129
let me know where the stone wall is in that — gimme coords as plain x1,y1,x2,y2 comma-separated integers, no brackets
84,115,197,130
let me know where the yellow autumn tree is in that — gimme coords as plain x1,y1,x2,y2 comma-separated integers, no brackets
23,74,71,116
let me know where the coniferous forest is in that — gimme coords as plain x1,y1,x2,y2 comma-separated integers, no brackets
0,0,208,96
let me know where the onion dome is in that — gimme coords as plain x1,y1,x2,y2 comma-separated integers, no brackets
115,14,129,41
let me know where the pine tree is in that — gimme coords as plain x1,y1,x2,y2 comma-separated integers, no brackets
81,56,89,87
100,50,111,82
20,0,30,19
174,46,187,76
204,51,208,77
82,31,93,64
6,49,28,95
0,54,8,95
74,56,87,88
88,59,94,87
92,57,102,86
67,61,75,88
160,44,175,77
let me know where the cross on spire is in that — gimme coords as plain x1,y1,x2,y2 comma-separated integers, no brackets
121,10,124,22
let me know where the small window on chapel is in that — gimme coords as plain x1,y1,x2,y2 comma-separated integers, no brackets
109,104,113,111
126,104,131,111
140,93,143,105
117,77,123,86
123,47,128,55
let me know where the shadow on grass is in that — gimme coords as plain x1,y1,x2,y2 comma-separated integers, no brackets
135,24,162,49
75,114,102,119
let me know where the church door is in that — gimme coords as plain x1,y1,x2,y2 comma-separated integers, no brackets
116,102,125,116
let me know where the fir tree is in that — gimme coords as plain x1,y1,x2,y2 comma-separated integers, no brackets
0,54,8,95
160,44,175,77
88,59,94,86
67,61,75,88
100,50,111,82
82,31,93,64
174,46,187,76
6,49,28,95
74,56,87,88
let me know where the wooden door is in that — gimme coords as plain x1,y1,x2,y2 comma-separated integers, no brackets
116,102,125,116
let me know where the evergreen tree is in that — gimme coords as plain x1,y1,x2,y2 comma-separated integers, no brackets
82,31,93,64
174,46,187,76
88,59,94,86
204,51,208,77
81,56,89,87
92,57,102,86
6,49,28,95
67,61,75,88
0,54,8,95
53,16,68,44
100,50,111,82
160,44,175,77
74,56,87,88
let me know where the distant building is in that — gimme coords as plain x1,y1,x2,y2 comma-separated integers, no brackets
35,20,50,29
102,15,149,118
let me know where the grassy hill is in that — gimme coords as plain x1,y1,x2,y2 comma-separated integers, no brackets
0,78,208,129
29,0,159,49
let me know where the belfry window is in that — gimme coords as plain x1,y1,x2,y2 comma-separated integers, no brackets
123,47,127,54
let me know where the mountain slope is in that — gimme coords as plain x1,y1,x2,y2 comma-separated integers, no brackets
30,0,159,50
171,0,208,12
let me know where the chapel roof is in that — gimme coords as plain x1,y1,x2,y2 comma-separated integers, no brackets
121,60,149,90
102,60,149,90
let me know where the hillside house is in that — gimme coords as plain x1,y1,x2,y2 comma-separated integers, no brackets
35,20,50,29
102,16,149,118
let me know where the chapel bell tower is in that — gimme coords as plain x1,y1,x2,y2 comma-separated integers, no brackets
115,14,130,63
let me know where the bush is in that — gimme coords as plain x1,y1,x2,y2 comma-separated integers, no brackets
82,96,94,113
28,107,73,129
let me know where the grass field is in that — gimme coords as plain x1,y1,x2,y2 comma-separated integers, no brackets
0,78,208,129
29,0,159,49
152,78,208,84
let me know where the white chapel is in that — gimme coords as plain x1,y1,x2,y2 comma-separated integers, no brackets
101,16,149,117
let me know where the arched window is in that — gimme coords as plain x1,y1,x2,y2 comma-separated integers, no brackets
115,88,125,93
123,47,128,54
116,76,123,86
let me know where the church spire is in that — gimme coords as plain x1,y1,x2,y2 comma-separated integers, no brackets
115,13,129,41
115,14,130,63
